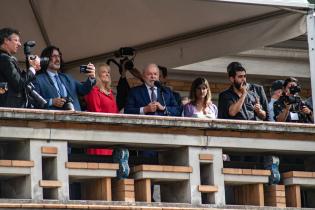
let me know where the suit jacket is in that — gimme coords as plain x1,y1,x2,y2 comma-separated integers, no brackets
33,71,95,111
124,84,181,116
0,49,35,108
116,77,130,111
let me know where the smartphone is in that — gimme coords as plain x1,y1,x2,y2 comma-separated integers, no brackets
0,82,8,90
79,65,89,73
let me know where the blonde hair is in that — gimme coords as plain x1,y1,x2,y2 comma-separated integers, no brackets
96,63,111,93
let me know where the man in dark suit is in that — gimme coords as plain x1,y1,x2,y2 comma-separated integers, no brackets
33,46,96,111
0,27,41,108
124,63,181,116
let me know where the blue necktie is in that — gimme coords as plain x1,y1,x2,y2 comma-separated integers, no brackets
150,87,157,102
55,75,66,97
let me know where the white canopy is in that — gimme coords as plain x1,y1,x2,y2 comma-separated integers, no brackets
0,0,311,69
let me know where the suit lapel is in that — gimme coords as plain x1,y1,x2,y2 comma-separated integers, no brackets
44,73,59,96
141,84,151,104
59,74,73,99
157,88,164,105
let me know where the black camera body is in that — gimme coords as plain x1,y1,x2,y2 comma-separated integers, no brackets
79,65,89,74
115,47,135,57
0,82,8,90
289,85,301,95
23,41,49,68
26,83,47,108
115,47,135,71
276,85,302,105
22,41,48,108
284,95,301,105
62,97,75,111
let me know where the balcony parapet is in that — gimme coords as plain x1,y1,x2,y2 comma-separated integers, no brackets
0,108,315,136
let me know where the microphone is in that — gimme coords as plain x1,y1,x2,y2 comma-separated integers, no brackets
154,81,169,116
154,81,166,92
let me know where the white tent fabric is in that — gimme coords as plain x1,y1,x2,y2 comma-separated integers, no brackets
216,0,310,8
0,0,309,69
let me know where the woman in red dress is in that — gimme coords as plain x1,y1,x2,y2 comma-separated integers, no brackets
85,63,118,113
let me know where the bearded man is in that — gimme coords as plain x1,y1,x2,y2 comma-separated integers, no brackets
218,62,266,120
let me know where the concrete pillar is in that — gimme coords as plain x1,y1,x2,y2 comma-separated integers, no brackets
29,140,69,201
159,147,191,203
307,9,315,122
159,147,225,205
196,147,225,205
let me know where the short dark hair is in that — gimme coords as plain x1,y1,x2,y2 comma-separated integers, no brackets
283,77,298,88
40,45,64,72
158,65,168,78
227,61,246,77
0,27,20,45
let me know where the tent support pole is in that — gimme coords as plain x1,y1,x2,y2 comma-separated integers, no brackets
307,9,315,123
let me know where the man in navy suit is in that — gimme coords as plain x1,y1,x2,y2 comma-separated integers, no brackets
124,63,181,116
33,46,96,111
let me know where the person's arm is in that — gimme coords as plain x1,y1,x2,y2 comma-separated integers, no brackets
229,87,247,117
0,56,35,92
32,77,65,109
275,104,291,122
254,103,266,120
161,89,182,116
75,64,96,96
124,89,141,114
301,105,314,123
183,104,193,117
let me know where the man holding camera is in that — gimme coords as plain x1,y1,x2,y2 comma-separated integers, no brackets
0,27,41,108
274,77,313,123
33,45,96,111
218,62,266,120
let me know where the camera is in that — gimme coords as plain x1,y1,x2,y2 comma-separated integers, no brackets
284,95,301,105
22,41,48,108
79,65,89,74
62,97,75,111
111,47,136,71
114,47,135,57
26,83,47,108
0,82,8,90
289,85,301,95
23,41,49,68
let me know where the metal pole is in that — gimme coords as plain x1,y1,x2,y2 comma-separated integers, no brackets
307,8,315,123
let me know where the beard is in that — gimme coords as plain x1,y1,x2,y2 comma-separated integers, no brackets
234,81,246,90
49,63,60,70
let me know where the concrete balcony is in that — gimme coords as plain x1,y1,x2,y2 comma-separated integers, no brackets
0,108,314,208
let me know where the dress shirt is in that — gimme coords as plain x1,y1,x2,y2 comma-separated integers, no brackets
47,70,67,106
139,84,157,114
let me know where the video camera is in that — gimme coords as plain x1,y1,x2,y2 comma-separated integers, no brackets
107,47,136,73
277,84,303,107
23,41,48,108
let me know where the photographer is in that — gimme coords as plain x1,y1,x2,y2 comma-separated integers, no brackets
0,27,41,108
33,45,96,111
274,77,313,123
